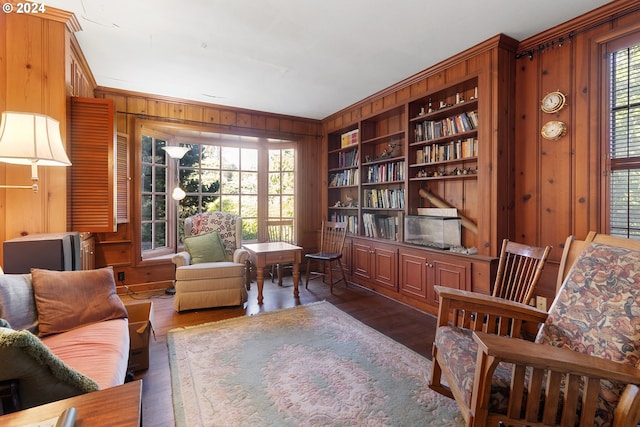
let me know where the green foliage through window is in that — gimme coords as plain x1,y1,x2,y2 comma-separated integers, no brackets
141,131,296,256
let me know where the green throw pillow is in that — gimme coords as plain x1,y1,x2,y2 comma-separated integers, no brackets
184,232,226,264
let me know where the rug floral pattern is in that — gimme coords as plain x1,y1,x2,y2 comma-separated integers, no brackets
168,301,463,426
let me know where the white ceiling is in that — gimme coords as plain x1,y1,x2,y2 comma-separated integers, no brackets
45,0,613,120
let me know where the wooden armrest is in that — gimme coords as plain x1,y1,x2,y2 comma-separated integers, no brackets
473,331,640,385
435,286,548,323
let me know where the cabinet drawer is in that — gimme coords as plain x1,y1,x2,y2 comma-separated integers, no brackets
264,252,296,264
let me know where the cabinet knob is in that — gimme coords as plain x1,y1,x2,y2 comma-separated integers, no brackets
426,263,433,268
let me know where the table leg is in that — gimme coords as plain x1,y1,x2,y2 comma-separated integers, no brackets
293,262,300,298
256,266,264,304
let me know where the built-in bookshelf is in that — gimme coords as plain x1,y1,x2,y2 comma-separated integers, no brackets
408,78,479,183
328,126,360,235
326,79,484,245
322,35,517,314
358,106,406,242
326,106,407,242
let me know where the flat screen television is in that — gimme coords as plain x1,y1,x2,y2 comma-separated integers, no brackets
3,232,81,274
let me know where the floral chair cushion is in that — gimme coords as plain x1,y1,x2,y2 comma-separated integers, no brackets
535,242,640,425
434,242,640,425
434,326,513,412
186,212,238,258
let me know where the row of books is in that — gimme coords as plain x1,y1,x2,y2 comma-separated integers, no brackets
362,213,398,240
414,111,478,142
363,188,405,209
337,148,359,168
416,138,478,164
366,161,405,183
329,169,359,187
329,213,358,234
341,129,359,147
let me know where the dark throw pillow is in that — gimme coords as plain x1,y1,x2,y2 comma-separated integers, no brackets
31,267,128,337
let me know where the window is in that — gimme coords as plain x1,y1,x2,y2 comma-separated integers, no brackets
179,141,259,241
607,38,640,238
268,147,296,227
141,135,170,256
140,128,296,258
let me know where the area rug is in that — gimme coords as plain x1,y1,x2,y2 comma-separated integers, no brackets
167,301,464,426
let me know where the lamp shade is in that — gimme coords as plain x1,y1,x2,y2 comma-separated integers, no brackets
161,146,190,160
0,112,71,167
171,187,186,201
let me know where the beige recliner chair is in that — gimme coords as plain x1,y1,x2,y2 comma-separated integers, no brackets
171,212,249,312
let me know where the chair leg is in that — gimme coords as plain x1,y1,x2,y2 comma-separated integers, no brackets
338,259,347,288
321,261,326,284
277,263,283,286
305,258,311,289
328,261,334,294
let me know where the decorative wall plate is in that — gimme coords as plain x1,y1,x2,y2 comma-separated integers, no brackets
541,120,567,140
541,91,567,114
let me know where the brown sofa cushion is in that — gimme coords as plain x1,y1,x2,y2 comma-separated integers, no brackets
31,267,127,337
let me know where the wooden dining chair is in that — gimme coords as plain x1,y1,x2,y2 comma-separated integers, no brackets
491,239,552,305
305,221,347,293
265,219,294,285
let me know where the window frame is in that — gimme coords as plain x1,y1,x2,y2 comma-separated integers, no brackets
602,32,640,238
139,130,178,260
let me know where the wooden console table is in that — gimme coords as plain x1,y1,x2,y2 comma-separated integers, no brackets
243,242,302,304
0,380,142,426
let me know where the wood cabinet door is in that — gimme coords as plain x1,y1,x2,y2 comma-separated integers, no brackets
352,241,373,280
427,255,471,306
372,245,397,290
399,250,428,301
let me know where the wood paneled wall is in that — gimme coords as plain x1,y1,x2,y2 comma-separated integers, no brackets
0,5,79,263
513,1,640,298
92,88,323,291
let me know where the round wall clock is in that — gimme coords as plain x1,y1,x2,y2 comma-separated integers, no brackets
541,120,567,140
541,91,567,114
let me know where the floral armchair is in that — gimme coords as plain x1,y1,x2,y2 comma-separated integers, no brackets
171,212,250,312
430,235,640,427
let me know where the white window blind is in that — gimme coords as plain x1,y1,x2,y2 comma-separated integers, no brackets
609,42,640,238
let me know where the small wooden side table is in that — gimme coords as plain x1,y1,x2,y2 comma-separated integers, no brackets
0,380,142,427
243,242,302,304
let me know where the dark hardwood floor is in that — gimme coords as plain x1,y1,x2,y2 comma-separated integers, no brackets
122,275,438,427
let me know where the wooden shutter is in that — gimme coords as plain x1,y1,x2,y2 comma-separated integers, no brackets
70,97,116,232
116,132,130,223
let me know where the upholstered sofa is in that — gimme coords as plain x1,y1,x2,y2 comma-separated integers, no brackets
171,212,250,312
0,267,130,412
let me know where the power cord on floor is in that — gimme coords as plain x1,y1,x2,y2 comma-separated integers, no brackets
119,281,175,300
118,279,146,299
